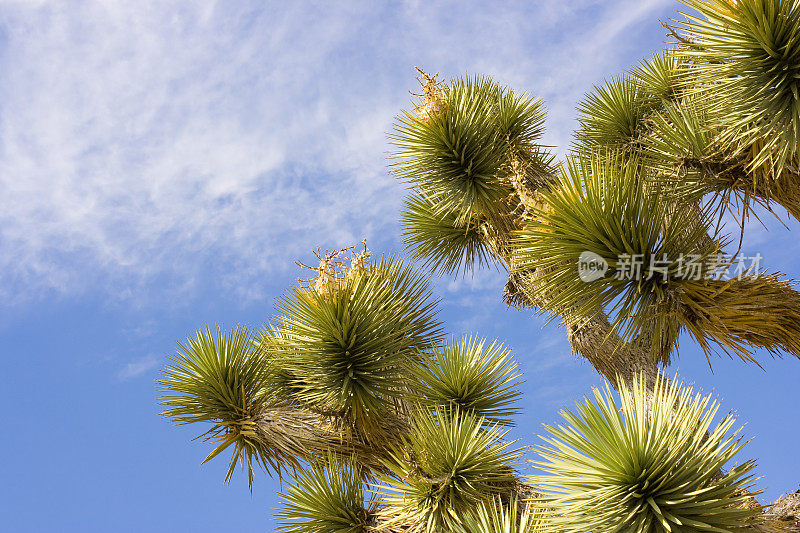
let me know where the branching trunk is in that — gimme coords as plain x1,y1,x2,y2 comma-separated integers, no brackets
488,171,666,394
253,406,402,473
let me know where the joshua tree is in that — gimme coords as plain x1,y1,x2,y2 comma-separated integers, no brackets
396,0,800,392
161,1,800,531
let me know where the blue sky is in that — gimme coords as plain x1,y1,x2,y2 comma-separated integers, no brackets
1,1,798,531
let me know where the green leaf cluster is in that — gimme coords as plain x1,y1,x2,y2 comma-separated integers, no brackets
392,76,546,220
277,457,374,533
392,75,553,274
411,336,521,426
271,256,443,432
160,326,274,487
533,374,759,533
458,497,547,533
677,0,800,173
401,192,495,275
515,151,717,361
378,409,522,532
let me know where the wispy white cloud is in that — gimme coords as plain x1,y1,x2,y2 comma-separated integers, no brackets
0,1,391,302
117,354,158,380
0,0,680,304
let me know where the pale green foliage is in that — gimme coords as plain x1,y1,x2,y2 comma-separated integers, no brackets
570,0,800,220
271,256,442,431
678,273,800,364
676,0,800,172
277,458,373,533
632,49,685,103
401,192,495,275
533,374,759,532
459,497,547,533
391,75,548,223
514,151,717,361
574,74,659,152
411,336,521,426
578,49,684,154
379,409,521,532
641,93,723,188
160,326,273,487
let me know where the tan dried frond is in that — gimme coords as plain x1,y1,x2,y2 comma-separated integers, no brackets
751,163,800,222
296,240,372,296
751,522,800,533
504,155,549,216
410,66,446,121
760,488,800,532
770,489,800,522
679,274,800,364
345,239,371,283
498,141,557,220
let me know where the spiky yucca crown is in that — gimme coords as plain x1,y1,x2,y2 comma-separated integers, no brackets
377,409,521,532
272,372,766,533
573,1,800,216
395,73,548,227
276,457,374,533
410,336,521,426
676,0,800,174
160,326,273,488
161,244,444,477
458,497,548,533
533,374,759,533
272,243,443,435
514,151,719,363
160,244,534,500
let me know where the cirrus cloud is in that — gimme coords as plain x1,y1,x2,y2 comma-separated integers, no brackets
0,0,677,304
